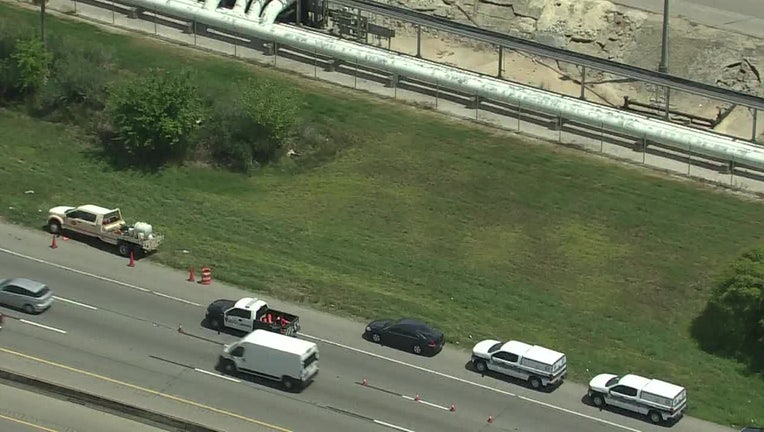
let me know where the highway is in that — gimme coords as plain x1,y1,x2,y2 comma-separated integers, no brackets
0,383,166,432
0,222,734,432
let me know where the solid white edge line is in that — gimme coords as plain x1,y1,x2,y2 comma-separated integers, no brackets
373,419,416,432
19,319,68,334
53,296,98,310
0,247,203,306
194,368,241,383
0,245,641,432
152,291,202,307
302,334,643,432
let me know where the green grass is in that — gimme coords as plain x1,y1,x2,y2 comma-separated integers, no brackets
1,3,764,426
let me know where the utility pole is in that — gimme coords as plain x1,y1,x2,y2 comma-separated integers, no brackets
658,0,669,73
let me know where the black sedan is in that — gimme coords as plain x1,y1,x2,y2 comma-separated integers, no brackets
364,318,445,356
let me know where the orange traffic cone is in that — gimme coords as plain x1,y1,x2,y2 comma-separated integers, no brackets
128,250,135,267
187,267,195,282
362,377,367,386
414,394,421,401
50,234,58,249
450,404,455,412
487,415,494,424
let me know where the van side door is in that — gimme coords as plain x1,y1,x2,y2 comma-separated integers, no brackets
225,308,253,332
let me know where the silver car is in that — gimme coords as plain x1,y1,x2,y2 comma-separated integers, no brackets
0,278,54,314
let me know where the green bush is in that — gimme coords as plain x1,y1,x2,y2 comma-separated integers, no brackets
0,23,47,101
198,79,306,171
104,68,205,167
692,248,764,370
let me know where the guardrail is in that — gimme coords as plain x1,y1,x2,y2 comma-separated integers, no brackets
328,0,764,112
83,0,764,174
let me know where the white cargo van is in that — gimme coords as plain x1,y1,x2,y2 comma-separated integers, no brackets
218,330,319,391
471,339,567,389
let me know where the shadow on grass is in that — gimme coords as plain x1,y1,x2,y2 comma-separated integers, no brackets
579,394,684,428
690,304,764,376
460,360,563,394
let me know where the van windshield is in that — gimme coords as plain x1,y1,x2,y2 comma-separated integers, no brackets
303,352,318,368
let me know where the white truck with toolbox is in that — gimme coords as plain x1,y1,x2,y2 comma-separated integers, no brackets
588,373,687,424
218,330,318,392
47,204,163,257
471,339,567,389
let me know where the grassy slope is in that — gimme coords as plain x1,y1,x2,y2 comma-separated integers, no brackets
1,3,763,425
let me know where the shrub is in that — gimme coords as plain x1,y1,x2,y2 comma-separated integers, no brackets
692,248,764,370
104,68,205,167
30,36,114,123
199,79,306,171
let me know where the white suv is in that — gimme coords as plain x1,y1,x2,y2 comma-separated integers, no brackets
588,373,687,424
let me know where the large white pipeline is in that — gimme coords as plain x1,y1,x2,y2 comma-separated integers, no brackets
125,0,764,171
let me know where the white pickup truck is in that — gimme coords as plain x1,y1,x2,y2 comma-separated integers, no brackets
471,339,567,389
47,204,163,257
588,373,687,424
205,297,301,336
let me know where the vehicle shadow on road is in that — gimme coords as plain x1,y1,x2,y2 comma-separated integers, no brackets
579,394,682,428
360,332,443,358
40,225,155,261
199,318,248,338
461,361,562,394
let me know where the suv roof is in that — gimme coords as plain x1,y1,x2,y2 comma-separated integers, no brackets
2,278,48,294
620,374,685,398
501,340,564,364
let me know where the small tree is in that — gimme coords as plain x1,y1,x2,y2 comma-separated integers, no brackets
105,68,204,166
693,248,764,369
10,38,52,94
240,78,304,162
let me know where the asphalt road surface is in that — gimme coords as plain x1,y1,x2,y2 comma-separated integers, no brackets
611,0,764,39
0,383,167,432
0,223,734,432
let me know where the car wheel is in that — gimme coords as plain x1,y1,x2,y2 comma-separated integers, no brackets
221,359,237,374
412,344,422,355
592,394,605,408
648,410,662,424
529,376,542,389
23,304,35,314
282,377,295,391
117,242,131,257
371,333,381,343
48,220,61,235
209,318,221,330
474,360,487,373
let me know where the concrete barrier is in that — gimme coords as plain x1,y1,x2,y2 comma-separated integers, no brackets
0,367,222,432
